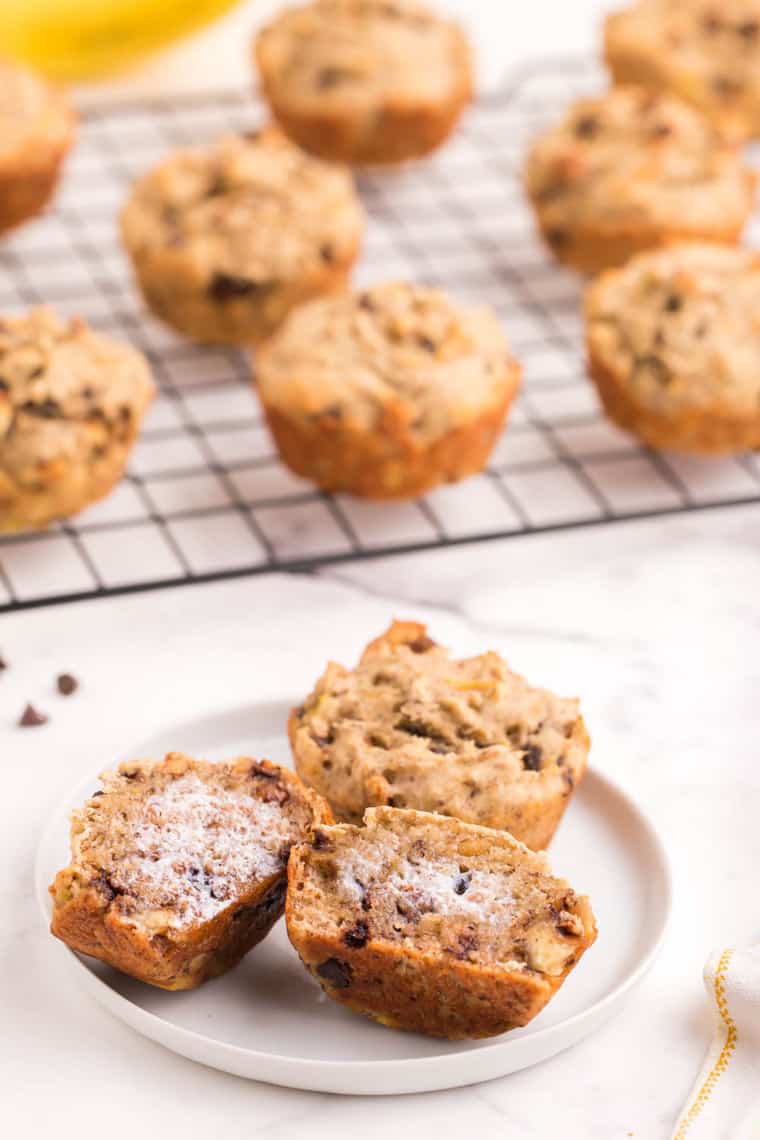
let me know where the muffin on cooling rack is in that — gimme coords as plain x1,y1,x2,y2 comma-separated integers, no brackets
289,620,589,850
256,282,520,499
254,0,473,165
287,806,597,1038
50,753,332,990
120,127,364,345
0,308,154,532
585,243,760,453
524,85,756,273
0,59,75,235
605,0,760,141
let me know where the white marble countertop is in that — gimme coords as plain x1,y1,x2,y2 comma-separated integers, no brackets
4,2,760,1136
4,503,760,1137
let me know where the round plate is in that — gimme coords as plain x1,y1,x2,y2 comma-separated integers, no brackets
36,700,671,1095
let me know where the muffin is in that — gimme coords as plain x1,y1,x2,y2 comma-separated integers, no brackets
256,283,520,499
0,308,154,532
585,243,760,453
287,806,597,1039
120,127,364,345
289,620,589,850
254,0,473,165
523,85,756,273
0,59,75,235
605,0,760,141
50,753,333,990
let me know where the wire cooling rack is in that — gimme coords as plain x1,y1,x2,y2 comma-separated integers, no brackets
2,59,760,611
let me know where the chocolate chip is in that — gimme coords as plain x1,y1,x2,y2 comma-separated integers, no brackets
205,175,228,197
453,872,472,895
21,399,61,419
91,790,104,797
664,293,682,312
738,19,758,38
416,334,436,352
358,293,376,312
0,654,6,671
320,243,335,264
57,673,78,696
522,744,543,771
546,228,568,248
316,67,350,89
316,957,352,987
633,354,671,385
19,703,47,727
574,115,599,138
650,123,673,139
312,828,332,850
407,635,436,653
208,273,261,302
343,921,369,948
81,386,94,400
0,379,8,392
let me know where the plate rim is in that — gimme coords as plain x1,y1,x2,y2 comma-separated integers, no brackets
35,699,673,1093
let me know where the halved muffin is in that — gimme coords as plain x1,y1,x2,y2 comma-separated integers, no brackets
287,807,597,1038
49,753,332,990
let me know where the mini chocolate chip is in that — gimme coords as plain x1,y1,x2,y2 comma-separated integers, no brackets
311,828,332,850
574,115,599,138
57,673,78,696
205,175,228,197
650,123,673,139
343,921,369,948
522,744,543,771
316,67,350,89
320,243,335,263
633,354,671,385
19,703,47,727
407,635,436,653
21,399,61,419
208,273,261,302
546,228,568,248
29,366,44,379
0,379,8,392
91,790,104,797
358,293,376,312
416,334,436,352
562,768,575,795
312,730,335,747
81,386,94,400
316,957,352,987
738,19,758,38
664,293,682,312
453,872,472,895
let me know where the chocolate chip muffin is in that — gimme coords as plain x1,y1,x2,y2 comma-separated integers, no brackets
120,127,364,345
605,0,760,141
286,807,597,1039
50,753,332,991
0,60,75,235
256,283,520,499
289,621,589,850
524,85,756,273
0,308,154,532
586,242,760,453
254,0,473,164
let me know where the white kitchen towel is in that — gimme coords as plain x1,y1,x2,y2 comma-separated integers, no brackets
672,947,760,1139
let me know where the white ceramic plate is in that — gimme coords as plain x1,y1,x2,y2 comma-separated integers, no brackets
36,700,671,1095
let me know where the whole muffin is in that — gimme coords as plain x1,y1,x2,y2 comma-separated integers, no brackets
605,0,760,141
0,60,76,235
0,308,154,531
256,283,520,499
120,128,365,345
289,620,589,850
585,243,760,453
254,0,473,164
524,85,756,273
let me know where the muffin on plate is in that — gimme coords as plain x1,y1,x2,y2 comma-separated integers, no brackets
120,127,364,345
256,283,520,499
0,59,75,235
585,243,760,453
254,0,473,165
524,85,756,273
605,0,760,141
0,308,154,532
287,806,598,1038
289,620,589,849
50,753,333,990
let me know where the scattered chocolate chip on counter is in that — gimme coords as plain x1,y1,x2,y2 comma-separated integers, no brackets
19,703,48,727
57,673,79,696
